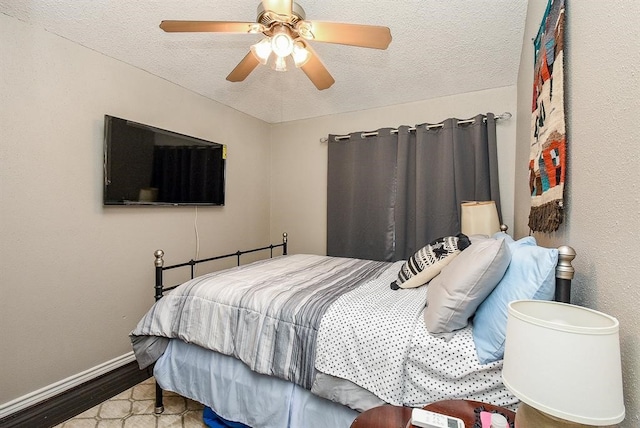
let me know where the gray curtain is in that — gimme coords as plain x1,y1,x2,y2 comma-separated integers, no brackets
327,113,501,261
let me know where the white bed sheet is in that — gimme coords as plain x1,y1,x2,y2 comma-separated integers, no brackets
402,320,518,409
154,339,358,428
315,265,518,409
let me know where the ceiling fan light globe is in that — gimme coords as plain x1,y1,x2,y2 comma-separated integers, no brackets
272,55,288,72
250,38,272,65
292,43,310,67
271,31,294,57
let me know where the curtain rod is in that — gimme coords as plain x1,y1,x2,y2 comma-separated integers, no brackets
320,112,512,143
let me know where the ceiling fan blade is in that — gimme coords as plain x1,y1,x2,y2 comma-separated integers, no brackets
298,21,392,49
261,0,292,17
226,51,260,82
300,45,335,90
160,20,264,33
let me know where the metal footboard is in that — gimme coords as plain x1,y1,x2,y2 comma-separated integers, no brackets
151,232,288,413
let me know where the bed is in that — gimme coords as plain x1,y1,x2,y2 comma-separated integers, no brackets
130,232,576,428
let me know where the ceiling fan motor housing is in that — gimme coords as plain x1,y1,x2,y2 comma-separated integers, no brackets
257,1,306,32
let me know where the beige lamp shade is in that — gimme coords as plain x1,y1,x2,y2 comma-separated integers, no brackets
502,300,625,426
460,201,500,236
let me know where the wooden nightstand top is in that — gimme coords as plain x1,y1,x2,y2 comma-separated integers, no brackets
350,400,516,428
424,400,515,427
350,404,412,428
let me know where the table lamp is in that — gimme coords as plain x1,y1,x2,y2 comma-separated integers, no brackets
460,201,501,236
502,300,625,427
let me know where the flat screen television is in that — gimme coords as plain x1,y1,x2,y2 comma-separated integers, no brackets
103,115,226,206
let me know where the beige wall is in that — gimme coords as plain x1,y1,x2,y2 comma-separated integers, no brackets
0,14,271,405
514,1,640,426
3,1,638,425
270,87,518,254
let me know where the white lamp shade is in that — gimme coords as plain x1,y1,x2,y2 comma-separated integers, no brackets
502,300,625,425
460,201,500,236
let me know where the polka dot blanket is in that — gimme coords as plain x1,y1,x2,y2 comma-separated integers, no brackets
315,261,518,408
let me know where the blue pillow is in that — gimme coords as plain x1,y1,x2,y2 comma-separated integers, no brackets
472,237,558,364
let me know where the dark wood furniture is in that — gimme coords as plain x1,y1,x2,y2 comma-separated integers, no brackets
350,400,516,428
350,404,412,428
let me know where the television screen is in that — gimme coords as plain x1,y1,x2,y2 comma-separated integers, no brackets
103,115,226,206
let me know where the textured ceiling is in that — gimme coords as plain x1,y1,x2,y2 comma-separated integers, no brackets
0,0,527,124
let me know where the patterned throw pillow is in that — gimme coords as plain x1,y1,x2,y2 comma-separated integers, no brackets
391,234,471,290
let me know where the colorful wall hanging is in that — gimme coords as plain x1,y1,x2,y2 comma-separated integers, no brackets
528,0,567,233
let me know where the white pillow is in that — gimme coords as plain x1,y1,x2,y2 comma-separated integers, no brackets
423,237,511,335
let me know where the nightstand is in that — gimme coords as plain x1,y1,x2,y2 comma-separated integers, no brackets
350,400,515,428
350,404,412,428
423,400,515,427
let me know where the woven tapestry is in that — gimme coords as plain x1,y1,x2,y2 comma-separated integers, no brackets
528,0,566,233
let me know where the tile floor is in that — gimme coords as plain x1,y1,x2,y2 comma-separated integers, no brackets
54,377,208,428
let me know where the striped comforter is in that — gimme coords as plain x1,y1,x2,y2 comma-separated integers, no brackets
130,254,391,390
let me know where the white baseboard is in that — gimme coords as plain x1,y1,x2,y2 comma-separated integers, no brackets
0,351,136,419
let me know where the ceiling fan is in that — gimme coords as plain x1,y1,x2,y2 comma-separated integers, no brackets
159,0,392,90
